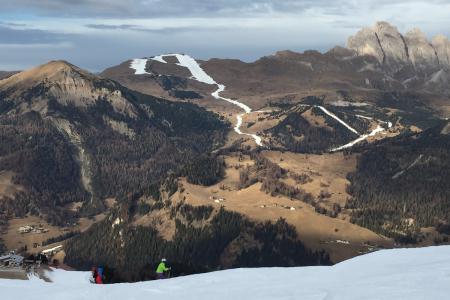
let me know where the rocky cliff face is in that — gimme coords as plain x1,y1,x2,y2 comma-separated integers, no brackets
347,21,450,73
432,34,450,69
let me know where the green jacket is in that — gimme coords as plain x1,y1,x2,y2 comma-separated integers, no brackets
156,262,169,274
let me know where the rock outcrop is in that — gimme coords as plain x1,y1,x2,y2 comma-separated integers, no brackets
405,28,439,71
0,60,138,118
347,21,450,73
432,34,450,69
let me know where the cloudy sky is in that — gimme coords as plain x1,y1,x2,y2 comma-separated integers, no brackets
1,0,450,71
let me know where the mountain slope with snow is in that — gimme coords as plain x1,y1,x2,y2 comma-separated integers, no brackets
1,246,449,300
130,54,264,146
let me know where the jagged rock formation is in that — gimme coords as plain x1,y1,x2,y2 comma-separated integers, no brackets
348,21,450,73
432,34,450,69
346,21,450,95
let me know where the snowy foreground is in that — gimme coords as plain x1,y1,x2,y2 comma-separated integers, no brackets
1,246,450,300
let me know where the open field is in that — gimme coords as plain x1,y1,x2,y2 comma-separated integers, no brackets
0,171,24,199
2,214,105,254
173,152,393,262
263,151,356,209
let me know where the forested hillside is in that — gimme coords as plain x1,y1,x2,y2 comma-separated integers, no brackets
266,102,363,153
347,122,450,242
65,202,330,282
0,61,228,226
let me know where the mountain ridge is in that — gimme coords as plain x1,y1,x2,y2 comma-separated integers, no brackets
347,21,450,72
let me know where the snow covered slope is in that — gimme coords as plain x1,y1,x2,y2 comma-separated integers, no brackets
1,246,450,300
132,54,263,146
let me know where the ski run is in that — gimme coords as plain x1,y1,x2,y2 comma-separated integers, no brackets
130,55,263,146
316,105,359,135
392,154,424,179
301,104,391,152
130,59,150,75
130,55,394,151
1,246,450,300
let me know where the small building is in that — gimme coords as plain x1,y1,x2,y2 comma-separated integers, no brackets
0,252,24,268
17,225,34,234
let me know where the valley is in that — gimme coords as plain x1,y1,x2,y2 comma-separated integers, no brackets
0,21,449,283
173,151,393,262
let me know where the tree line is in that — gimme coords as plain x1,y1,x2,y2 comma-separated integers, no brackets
347,123,450,243
65,203,330,283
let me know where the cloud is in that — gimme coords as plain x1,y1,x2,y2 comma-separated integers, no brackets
84,23,227,34
1,0,450,72
4,0,447,18
85,24,138,30
0,24,72,45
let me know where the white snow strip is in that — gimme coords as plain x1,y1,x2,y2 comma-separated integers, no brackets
212,84,251,113
331,125,384,152
172,54,216,85
329,100,369,107
293,103,392,152
234,113,263,146
130,59,150,75
392,154,424,179
316,106,359,135
145,54,262,146
41,245,63,255
2,246,450,300
355,114,374,120
356,115,392,128
427,69,445,84
151,55,168,64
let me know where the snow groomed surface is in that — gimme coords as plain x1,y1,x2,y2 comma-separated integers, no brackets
131,54,263,146
1,246,450,300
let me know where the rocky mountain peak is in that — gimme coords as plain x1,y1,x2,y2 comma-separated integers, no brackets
347,21,450,73
432,34,450,69
0,60,137,118
406,28,427,41
0,60,92,90
347,21,408,68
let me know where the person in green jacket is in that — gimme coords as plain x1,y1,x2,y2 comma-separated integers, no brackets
156,258,171,279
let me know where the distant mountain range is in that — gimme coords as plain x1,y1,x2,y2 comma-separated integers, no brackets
0,21,449,281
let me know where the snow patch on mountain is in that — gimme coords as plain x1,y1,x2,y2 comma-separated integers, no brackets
316,105,359,135
147,54,263,146
330,100,369,107
130,59,150,75
392,154,424,179
331,125,385,152
151,55,168,64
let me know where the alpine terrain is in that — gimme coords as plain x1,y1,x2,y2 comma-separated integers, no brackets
0,20,449,290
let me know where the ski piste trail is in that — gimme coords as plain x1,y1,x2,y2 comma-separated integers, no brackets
330,113,393,152
130,55,263,146
130,59,150,75
300,104,392,151
316,105,359,135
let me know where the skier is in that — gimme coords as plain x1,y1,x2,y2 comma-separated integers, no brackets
96,267,103,284
156,258,171,280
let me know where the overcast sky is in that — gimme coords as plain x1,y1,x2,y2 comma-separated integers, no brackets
1,0,450,71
